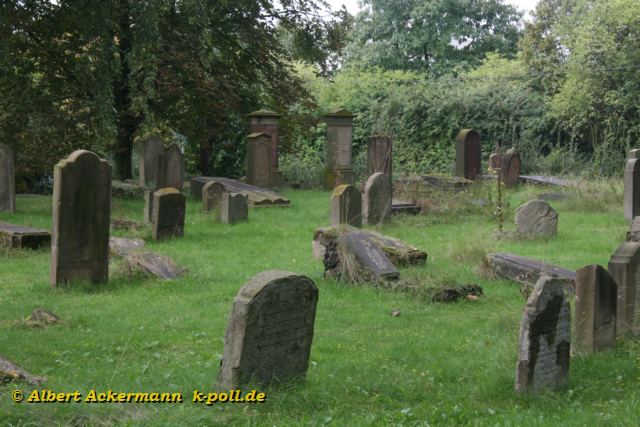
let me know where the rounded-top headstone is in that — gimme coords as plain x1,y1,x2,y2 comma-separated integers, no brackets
363,173,392,225
202,180,226,212
455,129,481,180
514,199,558,239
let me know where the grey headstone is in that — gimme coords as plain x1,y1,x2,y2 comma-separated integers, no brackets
51,150,111,287
515,276,570,394
500,148,521,187
151,188,185,240
216,270,319,389
363,173,392,225
367,135,392,176
624,149,640,221
455,129,481,180
515,200,558,239
156,144,184,191
246,133,272,188
0,144,15,212
607,241,640,334
221,192,248,224
323,110,354,189
109,237,145,257
202,181,225,212
139,136,164,188
331,184,362,228
339,231,400,281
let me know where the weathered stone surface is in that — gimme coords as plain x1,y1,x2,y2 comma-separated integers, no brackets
246,132,272,188
111,180,144,199
202,181,225,212
109,237,145,256
190,176,210,200
500,148,521,187
0,354,45,385
51,150,111,287
515,200,558,239
487,253,575,288
367,135,392,176
0,221,50,250
110,218,143,231
391,201,421,215
331,184,362,228
324,110,354,189
188,177,290,207
338,231,400,281
25,308,60,328
515,276,570,394
455,129,481,180
151,188,185,240
139,136,164,188
0,143,15,212
248,110,281,169
156,144,184,191
217,270,319,389
626,217,640,242
488,153,503,172
221,192,248,224
574,264,617,356
607,241,640,334
519,175,573,187
364,173,392,225
123,252,185,280
624,149,640,220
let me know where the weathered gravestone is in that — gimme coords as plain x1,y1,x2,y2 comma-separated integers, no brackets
0,222,50,250
337,231,400,281
455,129,481,180
488,153,503,172
151,188,185,240
246,133,272,188
607,241,640,334
363,173,392,225
626,217,640,242
500,148,521,187
156,144,184,191
123,252,185,280
574,264,617,356
220,192,248,224
202,180,226,212
216,270,319,389
515,276,570,394
367,135,392,176
323,110,355,189
514,200,558,239
487,253,576,288
248,110,283,187
0,144,15,212
51,150,111,286
189,177,290,206
331,184,362,228
139,136,164,188
624,149,640,221
109,237,145,257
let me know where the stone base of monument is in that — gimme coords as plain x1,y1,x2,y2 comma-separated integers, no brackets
0,221,51,250
323,168,355,190
487,252,576,289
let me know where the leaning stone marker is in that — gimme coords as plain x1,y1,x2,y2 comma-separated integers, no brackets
123,252,185,280
139,136,164,188
514,200,558,239
338,231,400,281
607,241,640,334
217,270,319,389
246,132,273,188
500,148,521,187
515,276,570,394
156,144,184,191
574,265,617,356
51,150,111,287
455,129,481,180
202,180,226,212
151,188,185,240
109,237,145,257
363,173,392,225
220,192,248,224
367,135,392,177
624,149,640,221
331,184,362,228
0,144,15,212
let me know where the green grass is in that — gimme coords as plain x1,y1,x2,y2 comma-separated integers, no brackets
1,182,639,426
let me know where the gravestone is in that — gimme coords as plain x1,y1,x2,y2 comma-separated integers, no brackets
190,176,211,200
514,200,558,239
331,184,362,228
487,253,575,288
626,217,640,242
624,149,640,221
0,144,15,212
202,181,226,212
323,110,355,189
139,136,164,188
189,177,290,207
363,173,392,225
248,110,283,186
338,231,400,281
156,144,184,191
488,153,503,172
367,135,392,176
151,188,185,240
455,129,481,180
216,270,319,389
607,241,640,334
109,237,145,257
0,222,50,250
123,252,185,280
220,192,248,224
515,276,570,394
50,150,111,286
574,264,617,356
246,133,273,188
500,148,521,187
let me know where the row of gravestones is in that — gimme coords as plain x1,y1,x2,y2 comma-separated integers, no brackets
329,174,392,228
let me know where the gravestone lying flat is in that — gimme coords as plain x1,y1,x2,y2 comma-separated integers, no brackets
390,200,421,215
487,253,575,288
334,231,400,281
189,177,290,206
518,175,573,187
515,276,571,394
122,252,185,280
109,237,145,257
217,270,319,389
514,200,558,239
0,222,50,250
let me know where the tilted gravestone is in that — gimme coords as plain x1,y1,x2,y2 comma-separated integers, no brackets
331,184,362,228
246,132,273,188
338,231,400,281
515,276,570,394
607,241,640,334
248,109,283,187
574,264,617,356
488,153,503,172
139,136,164,188
51,150,111,286
367,135,392,177
624,149,640,221
220,192,248,224
202,180,226,212
500,148,521,187
363,173,392,225
455,129,481,180
216,270,319,389
156,144,184,191
323,110,355,189
0,144,15,212
151,188,185,240
514,200,558,239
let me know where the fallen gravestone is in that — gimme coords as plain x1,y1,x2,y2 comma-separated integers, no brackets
122,252,185,280
0,143,15,212
109,237,145,256
323,110,355,189
390,200,421,215
330,231,400,282
431,284,483,303
220,192,248,224
0,355,45,385
0,221,50,250
202,180,226,212
189,177,290,206
25,308,60,328
514,200,558,239
626,217,640,242
487,253,575,288
624,149,640,221
607,241,640,334
363,173,392,225
518,175,573,187
331,184,362,228
515,276,570,394
455,129,481,180
139,136,164,188
500,148,521,187
151,188,185,240
217,270,319,389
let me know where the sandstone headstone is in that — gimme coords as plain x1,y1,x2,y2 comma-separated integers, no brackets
514,200,558,239
607,241,640,334
246,133,272,188
331,184,362,228
455,129,481,180
202,181,226,212
574,264,617,356
0,221,50,250
156,144,184,191
248,110,283,186
367,135,392,176
515,276,570,394
338,231,400,281
324,110,355,189
109,237,145,256
0,144,15,212
363,173,392,225
624,149,640,221
123,252,185,280
500,148,521,187
217,270,319,389
51,150,111,286
151,188,185,240
139,136,164,188
220,192,248,224
488,153,503,172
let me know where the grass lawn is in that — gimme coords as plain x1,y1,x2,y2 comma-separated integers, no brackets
1,181,639,426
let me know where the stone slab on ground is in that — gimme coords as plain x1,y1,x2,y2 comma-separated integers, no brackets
122,252,185,280
487,252,575,288
518,175,574,187
188,176,290,206
0,221,51,250
391,200,421,215
338,231,400,281
109,237,146,256
0,354,45,385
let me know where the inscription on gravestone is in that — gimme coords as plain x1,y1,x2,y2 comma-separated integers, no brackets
156,144,184,191
248,110,281,169
0,144,15,212
323,110,355,189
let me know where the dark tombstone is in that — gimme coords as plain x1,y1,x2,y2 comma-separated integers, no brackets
500,148,521,187
455,129,481,180
323,110,355,189
488,153,503,173
202,181,225,212
220,192,248,224
338,231,400,281
50,150,111,287
574,265,617,356
0,222,50,250
514,200,558,239
246,133,273,188
331,184,362,228
624,149,640,221
607,241,640,334
151,188,185,240
156,144,184,191
515,276,570,394
139,136,164,188
190,176,211,200
248,109,283,187
0,144,15,212
216,270,319,389
367,135,392,177
363,173,392,225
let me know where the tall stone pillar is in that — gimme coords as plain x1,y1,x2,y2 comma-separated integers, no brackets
324,110,355,190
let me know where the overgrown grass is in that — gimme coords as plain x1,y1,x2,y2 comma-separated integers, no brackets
1,181,637,426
